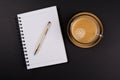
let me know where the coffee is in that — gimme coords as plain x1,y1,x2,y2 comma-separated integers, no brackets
71,15,99,43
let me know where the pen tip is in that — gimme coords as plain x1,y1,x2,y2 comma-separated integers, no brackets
48,21,51,23
34,50,37,55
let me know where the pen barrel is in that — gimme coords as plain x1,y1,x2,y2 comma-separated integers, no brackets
34,22,51,55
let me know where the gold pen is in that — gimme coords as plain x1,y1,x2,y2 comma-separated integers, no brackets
34,21,52,55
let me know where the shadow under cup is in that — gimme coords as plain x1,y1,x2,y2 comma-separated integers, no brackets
67,12,103,48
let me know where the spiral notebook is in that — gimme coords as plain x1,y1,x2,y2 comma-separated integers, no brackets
17,6,68,70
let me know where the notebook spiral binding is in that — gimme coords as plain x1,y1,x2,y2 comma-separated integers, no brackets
17,16,30,67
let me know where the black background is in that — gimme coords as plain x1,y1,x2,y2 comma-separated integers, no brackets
0,0,120,80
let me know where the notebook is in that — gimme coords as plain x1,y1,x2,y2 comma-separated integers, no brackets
17,6,68,70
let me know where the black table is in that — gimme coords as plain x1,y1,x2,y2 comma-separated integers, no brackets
0,0,120,80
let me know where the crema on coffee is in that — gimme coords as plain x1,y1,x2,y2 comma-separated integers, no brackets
71,15,100,43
